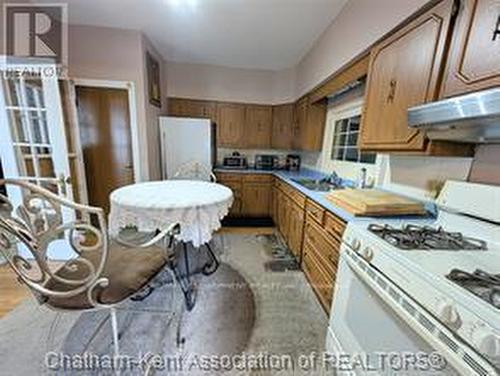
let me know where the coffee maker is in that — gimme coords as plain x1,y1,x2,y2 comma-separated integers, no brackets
285,154,301,171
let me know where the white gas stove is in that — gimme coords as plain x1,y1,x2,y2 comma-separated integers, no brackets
328,181,500,375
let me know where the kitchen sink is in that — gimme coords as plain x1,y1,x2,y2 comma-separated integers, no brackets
291,178,344,192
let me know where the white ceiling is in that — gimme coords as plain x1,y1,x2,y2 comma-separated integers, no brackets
40,0,348,70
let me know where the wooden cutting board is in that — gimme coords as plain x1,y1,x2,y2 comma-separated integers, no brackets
326,188,427,216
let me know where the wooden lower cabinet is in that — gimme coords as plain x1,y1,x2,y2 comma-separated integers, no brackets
274,180,306,261
216,172,272,218
302,215,344,313
302,242,334,313
287,201,305,261
242,182,272,217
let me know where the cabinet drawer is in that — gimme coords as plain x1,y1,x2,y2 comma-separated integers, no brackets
216,173,243,183
305,199,325,224
303,219,340,278
324,211,346,240
302,243,334,313
280,182,306,208
243,174,273,183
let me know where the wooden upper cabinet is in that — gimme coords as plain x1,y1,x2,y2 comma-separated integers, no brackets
217,103,246,147
294,96,327,151
168,98,216,120
441,0,500,97
360,0,456,152
245,105,273,148
271,103,294,149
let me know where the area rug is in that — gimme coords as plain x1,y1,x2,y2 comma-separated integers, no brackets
0,232,328,375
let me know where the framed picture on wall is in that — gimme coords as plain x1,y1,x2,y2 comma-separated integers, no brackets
146,52,161,108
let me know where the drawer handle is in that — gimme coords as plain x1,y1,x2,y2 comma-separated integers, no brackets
494,15,500,41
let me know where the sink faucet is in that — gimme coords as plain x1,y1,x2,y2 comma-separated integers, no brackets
358,167,367,189
327,171,343,188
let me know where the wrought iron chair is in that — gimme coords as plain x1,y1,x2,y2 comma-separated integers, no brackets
0,179,181,358
173,161,217,182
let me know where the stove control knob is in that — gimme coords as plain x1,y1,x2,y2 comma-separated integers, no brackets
351,238,361,252
471,326,500,358
362,247,374,262
436,299,462,330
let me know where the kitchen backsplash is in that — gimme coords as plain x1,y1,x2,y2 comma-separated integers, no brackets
217,148,296,168
218,148,475,202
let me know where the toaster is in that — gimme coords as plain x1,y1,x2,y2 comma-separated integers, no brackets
255,155,280,170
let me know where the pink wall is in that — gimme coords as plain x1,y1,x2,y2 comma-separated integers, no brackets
68,25,167,180
165,61,296,104
165,0,430,102
296,0,429,96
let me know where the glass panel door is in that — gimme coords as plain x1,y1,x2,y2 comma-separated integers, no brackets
0,65,75,259
0,67,73,200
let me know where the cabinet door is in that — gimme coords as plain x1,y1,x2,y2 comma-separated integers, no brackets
442,0,500,97
302,100,327,151
217,103,245,147
277,191,289,240
219,180,242,217
271,104,294,149
293,97,309,150
288,202,305,261
245,105,272,148
241,183,271,217
360,0,455,152
271,185,279,223
168,98,216,120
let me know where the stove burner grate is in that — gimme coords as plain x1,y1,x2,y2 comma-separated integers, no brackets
447,269,500,309
368,224,488,251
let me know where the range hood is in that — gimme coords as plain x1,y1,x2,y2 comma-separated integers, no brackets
407,88,500,143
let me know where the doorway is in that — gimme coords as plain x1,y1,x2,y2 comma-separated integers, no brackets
75,86,134,213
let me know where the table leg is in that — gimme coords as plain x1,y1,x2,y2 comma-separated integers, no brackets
202,242,220,276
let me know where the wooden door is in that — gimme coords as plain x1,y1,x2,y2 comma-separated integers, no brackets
76,86,133,213
241,183,271,217
360,0,455,152
217,103,245,147
245,105,272,148
271,103,294,149
441,0,500,97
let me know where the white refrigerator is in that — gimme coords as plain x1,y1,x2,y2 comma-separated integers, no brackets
159,117,216,180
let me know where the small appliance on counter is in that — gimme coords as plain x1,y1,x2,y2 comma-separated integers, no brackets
254,155,280,171
222,152,248,170
286,154,301,171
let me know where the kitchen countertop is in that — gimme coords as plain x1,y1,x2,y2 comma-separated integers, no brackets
214,167,435,223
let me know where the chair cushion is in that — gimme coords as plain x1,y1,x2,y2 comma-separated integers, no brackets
45,243,169,310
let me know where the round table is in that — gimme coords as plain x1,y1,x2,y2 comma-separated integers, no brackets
109,180,233,310
109,180,233,247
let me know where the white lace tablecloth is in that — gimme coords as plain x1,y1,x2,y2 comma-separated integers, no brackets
109,181,233,247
